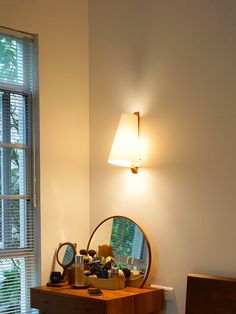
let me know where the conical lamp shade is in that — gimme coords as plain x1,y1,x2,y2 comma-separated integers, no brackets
108,113,140,168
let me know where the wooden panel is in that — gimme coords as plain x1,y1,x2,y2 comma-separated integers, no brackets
106,296,133,314
31,289,106,314
134,289,164,314
106,289,164,314
185,273,236,314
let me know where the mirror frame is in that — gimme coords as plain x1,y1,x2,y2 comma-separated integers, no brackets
87,215,152,288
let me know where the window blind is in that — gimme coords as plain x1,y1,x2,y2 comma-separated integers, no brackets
0,26,39,314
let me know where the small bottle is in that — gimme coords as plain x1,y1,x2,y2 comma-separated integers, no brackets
74,255,84,287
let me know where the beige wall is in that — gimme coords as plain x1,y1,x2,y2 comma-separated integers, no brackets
0,0,90,284
89,218,113,253
1,1,236,312
89,0,236,313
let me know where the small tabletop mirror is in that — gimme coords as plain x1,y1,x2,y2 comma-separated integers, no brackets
87,216,151,287
56,242,76,280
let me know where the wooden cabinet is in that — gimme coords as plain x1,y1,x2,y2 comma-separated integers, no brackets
30,286,164,314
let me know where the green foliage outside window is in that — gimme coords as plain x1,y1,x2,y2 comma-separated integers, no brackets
0,259,21,314
0,36,18,81
0,35,22,313
0,36,21,246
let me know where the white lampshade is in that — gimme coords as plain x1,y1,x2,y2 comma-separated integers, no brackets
108,113,140,169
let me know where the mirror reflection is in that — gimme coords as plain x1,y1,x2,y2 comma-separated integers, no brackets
57,244,75,266
87,216,151,287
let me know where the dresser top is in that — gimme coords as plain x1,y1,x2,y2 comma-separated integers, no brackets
31,285,163,302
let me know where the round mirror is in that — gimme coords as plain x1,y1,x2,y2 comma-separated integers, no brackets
87,216,151,288
56,242,76,280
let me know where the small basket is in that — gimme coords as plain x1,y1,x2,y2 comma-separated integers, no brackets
126,274,145,287
85,275,125,290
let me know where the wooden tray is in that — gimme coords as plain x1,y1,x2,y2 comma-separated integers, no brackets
85,276,125,290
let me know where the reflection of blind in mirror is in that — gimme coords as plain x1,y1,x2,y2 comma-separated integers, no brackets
110,218,144,260
132,226,144,259
62,246,73,265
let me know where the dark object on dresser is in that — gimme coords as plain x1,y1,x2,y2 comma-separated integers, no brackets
50,271,62,284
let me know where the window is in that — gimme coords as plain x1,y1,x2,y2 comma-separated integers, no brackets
0,27,39,314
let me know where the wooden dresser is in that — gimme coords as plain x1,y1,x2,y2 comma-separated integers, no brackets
30,285,164,314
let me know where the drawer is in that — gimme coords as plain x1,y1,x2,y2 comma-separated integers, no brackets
31,290,106,314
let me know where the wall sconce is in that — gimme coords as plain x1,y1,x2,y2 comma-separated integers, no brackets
108,112,141,174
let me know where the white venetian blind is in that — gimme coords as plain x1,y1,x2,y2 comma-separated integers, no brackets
0,26,39,314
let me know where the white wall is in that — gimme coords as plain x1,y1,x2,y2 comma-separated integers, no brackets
88,218,113,253
0,0,90,284
89,0,236,313
1,1,236,312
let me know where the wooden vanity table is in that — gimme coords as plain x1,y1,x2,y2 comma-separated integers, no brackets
30,285,164,314
32,217,163,313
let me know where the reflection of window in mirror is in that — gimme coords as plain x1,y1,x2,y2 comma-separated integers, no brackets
110,218,147,270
